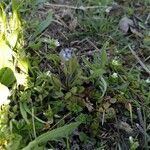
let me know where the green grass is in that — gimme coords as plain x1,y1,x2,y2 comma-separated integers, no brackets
0,0,150,149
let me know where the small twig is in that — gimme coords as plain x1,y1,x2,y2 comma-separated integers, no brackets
128,45,150,75
44,3,106,10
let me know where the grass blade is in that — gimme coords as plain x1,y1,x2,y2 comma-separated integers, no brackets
32,12,53,39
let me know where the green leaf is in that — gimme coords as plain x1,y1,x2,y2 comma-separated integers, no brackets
23,103,46,124
64,92,72,100
99,76,107,97
51,75,62,91
0,67,16,87
22,122,80,150
89,68,104,79
32,12,53,39
20,102,30,125
100,41,108,68
12,0,19,12
46,54,61,66
53,91,64,98
7,134,22,150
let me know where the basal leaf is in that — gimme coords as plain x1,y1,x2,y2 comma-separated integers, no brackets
51,75,62,91
23,102,46,124
20,102,30,125
100,41,108,68
22,122,80,150
99,76,107,97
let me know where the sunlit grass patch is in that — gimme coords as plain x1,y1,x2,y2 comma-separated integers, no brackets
0,1,29,90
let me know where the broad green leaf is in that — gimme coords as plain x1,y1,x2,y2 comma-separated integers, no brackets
0,67,16,87
32,12,53,39
53,91,64,98
22,122,80,150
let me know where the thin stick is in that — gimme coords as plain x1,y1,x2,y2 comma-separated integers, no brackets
128,45,150,75
44,3,106,10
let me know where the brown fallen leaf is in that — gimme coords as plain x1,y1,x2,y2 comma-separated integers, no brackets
119,16,143,37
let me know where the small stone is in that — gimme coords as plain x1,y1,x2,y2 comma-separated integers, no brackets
119,16,134,33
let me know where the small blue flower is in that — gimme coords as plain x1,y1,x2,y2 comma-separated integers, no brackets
59,48,72,61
